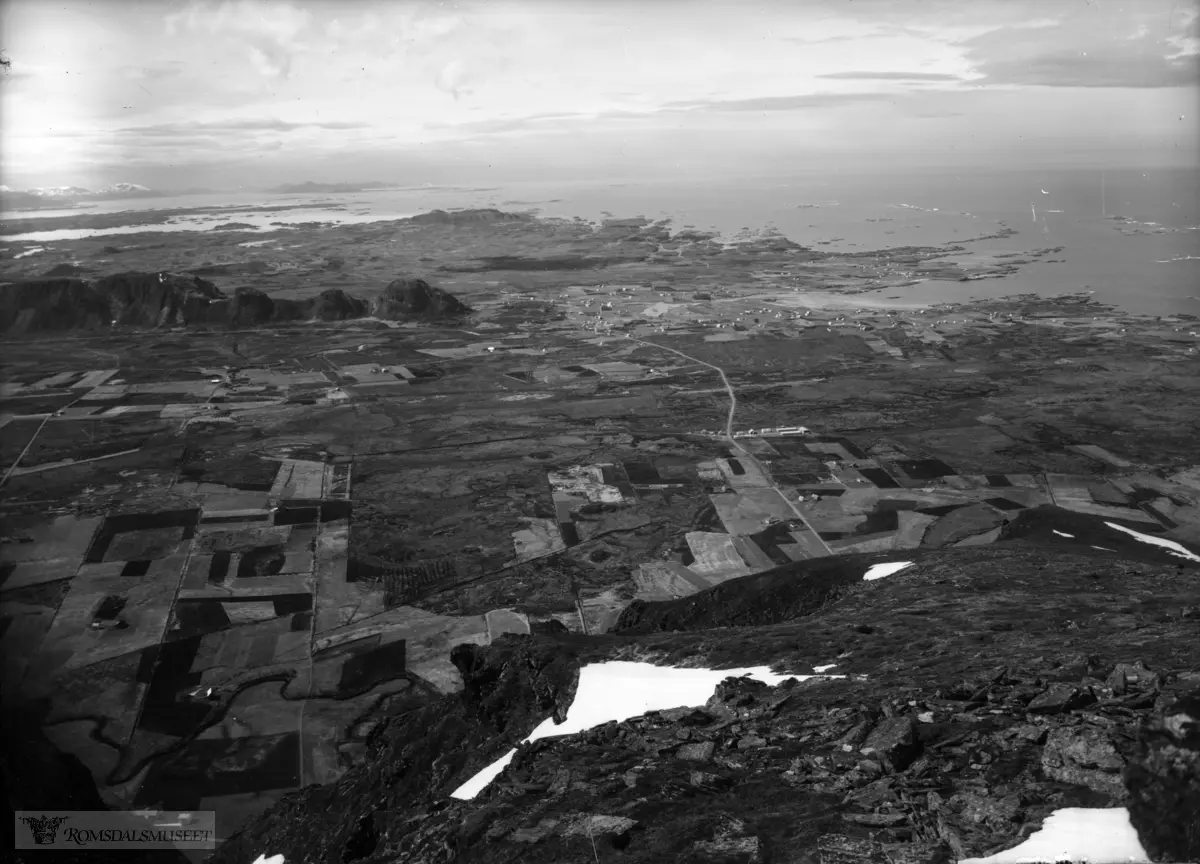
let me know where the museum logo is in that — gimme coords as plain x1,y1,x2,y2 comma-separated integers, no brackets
14,810,217,851
19,814,68,845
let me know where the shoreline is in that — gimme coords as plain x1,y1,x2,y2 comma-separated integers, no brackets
0,203,1196,319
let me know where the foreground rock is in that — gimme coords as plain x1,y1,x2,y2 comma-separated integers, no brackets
210,545,1200,864
1122,689,1200,861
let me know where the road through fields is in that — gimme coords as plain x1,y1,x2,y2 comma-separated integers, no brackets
630,337,832,556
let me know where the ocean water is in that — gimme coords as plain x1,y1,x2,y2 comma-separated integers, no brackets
3,167,1197,315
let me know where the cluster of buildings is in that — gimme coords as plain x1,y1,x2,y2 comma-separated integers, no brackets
698,427,813,438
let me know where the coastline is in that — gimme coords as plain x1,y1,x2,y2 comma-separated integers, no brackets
2,171,1197,316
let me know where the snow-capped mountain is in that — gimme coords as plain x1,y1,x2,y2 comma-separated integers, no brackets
1,182,159,209
99,182,152,195
26,186,97,198
6,183,154,198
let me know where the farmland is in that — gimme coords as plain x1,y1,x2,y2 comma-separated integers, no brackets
3,206,1199,848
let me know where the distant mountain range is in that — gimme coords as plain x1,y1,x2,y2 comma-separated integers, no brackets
0,182,173,210
0,180,399,209
267,180,398,194
2,182,155,198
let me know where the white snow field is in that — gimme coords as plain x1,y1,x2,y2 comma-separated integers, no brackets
450,661,845,800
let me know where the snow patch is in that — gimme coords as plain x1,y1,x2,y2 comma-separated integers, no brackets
450,661,845,800
252,855,285,864
863,561,914,581
813,663,838,673
959,807,1148,863
1104,522,1200,562
1052,529,1075,538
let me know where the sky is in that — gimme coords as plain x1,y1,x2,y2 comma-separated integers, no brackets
0,0,1197,190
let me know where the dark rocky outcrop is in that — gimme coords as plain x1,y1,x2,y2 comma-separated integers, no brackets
0,272,467,334
309,289,367,321
613,555,868,634
408,208,525,227
0,278,112,332
0,271,224,333
1122,689,1200,861
371,278,472,319
226,286,277,327
94,272,225,328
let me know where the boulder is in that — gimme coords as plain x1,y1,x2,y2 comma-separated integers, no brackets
676,742,716,762
1041,726,1127,800
707,676,774,712
559,813,638,838
861,716,921,772
1108,661,1160,696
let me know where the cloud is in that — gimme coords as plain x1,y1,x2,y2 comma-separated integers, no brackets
962,12,1200,88
783,32,885,45
117,118,371,137
817,71,962,81
1165,6,1199,59
427,107,663,136
428,111,588,134
434,59,469,101
664,92,896,112
975,51,1198,88
164,0,311,42
164,0,312,79
118,63,186,81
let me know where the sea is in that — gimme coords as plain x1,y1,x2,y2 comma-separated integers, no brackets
3,166,1198,316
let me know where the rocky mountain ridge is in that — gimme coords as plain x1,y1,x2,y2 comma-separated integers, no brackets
0,273,471,334
206,535,1200,864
